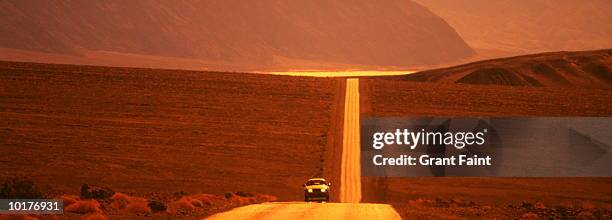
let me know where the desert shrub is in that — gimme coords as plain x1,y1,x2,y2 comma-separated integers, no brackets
190,199,204,208
576,211,596,220
173,191,187,198
255,194,277,203
168,194,218,213
59,194,79,207
235,191,254,197
0,178,45,199
148,200,167,212
230,196,253,206
109,192,148,211
80,184,114,200
126,202,151,214
64,200,102,214
109,194,129,209
110,192,129,201
191,194,216,206
175,197,196,210
521,212,538,220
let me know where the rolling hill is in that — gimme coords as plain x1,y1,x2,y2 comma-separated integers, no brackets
400,49,612,88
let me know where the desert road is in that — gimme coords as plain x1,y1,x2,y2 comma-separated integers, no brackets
205,202,400,220
340,78,362,203
206,78,400,220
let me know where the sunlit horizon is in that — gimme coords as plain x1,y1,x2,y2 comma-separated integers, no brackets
261,70,417,77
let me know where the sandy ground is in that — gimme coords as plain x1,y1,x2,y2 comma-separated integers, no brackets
1,61,610,219
360,78,612,219
0,61,343,202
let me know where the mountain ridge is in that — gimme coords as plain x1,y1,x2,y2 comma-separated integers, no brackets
0,0,474,70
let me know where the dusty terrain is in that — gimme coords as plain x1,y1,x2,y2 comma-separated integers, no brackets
0,61,346,218
360,73,612,218
361,78,612,117
383,177,612,219
1,53,611,219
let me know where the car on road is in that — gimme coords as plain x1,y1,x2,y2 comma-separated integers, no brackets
303,178,331,202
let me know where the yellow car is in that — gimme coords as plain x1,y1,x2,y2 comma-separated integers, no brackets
303,178,331,202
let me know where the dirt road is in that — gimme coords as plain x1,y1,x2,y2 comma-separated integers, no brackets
340,78,362,203
205,78,400,219
205,202,400,220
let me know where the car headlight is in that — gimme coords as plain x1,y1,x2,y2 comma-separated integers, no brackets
321,188,326,192
307,189,313,193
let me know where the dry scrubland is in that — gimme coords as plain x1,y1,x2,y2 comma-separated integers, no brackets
361,78,612,218
361,49,612,219
0,61,343,214
1,47,612,219
1,179,277,220
361,79,612,117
